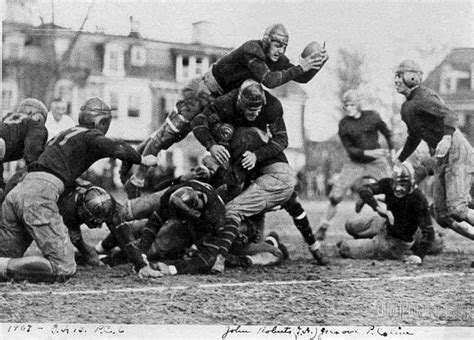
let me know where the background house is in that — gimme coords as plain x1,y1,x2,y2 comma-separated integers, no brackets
423,47,474,144
2,0,308,187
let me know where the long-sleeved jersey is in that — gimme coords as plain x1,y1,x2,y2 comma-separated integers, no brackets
211,40,319,93
358,178,434,243
0,115,48,187
192,89,288,166
338,110,393,163
28,126,142,188
143,180,227,274
398,86,458,162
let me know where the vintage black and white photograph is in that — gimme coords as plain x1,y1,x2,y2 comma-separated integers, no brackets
0,0,473,338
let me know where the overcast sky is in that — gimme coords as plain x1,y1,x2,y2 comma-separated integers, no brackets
31,0,474,140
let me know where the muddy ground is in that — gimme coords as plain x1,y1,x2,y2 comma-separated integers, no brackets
1,200,473,326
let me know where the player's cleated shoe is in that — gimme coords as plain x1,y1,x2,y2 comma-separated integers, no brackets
315,225,328,241
309,245,329,266
265,231,289,260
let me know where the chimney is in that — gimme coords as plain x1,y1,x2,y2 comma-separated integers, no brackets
129,16,142,39
192,21,216,45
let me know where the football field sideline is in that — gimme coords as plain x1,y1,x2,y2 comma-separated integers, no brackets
5,271,472,297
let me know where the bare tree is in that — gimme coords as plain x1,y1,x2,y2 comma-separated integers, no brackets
14,0,96,107
335,47,366,105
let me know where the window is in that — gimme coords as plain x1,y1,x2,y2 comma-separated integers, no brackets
103,43,125,76
195,57,203,76
109,51,119,72
128,95,140,117
2,80,18,114
457,78,471,91
4,35,25,60
182,56,190,80
442,78,452,94
54,80,75,115
159,96,167,123
55,38,70,59
130,46,146,67
110,92,119,119
2,89,13,112
8,43,21,59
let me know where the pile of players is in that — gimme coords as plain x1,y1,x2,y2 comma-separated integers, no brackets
0,24,472,283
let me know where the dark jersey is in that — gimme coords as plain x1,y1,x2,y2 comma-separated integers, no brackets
339,110,393,163
398,86,458,162
28,126,142,188
358,178,433,242
212,40,318,93
148,180,227,275
192,89,288,166
0,115,48,187
0,114,48,164
159,180,226,234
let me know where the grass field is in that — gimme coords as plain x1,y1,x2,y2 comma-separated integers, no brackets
1,199,473,326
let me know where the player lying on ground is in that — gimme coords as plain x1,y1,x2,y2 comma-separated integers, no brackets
394,59,474,245
100,181,288,275
0,97,159,283
192,80,327,265
316,89,394,241
121,24,328,198
337,162,438,263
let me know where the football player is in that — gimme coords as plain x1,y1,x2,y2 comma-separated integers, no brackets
0,97,160,283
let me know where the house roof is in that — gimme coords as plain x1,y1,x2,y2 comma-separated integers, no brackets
424,48,474,88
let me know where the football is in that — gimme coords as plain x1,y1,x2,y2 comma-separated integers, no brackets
301,41,323,58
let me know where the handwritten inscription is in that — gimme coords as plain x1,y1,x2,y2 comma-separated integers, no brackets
6,323,125,336
220,325,415,340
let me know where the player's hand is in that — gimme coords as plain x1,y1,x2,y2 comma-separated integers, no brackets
141,154,158,167
364,148,388,159
390,149,397,164
403,255,422,265
210,145,230,165
299,53,323,72
376,206,394,226
124,176,142,199
137,265,163,278
241,151,257,170
435,135,452,158
153,262,177,276
119,160,133,184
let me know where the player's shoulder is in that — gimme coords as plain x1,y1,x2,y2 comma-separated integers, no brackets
338,116,351,129
240,40,266,59
212,90,238,110
378,177,392,188
361,110,382,120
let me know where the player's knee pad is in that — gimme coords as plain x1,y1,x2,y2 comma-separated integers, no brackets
329,195,342,206
434,214,454,229
448,205,469,223
338,242,351,258
282,192,304,217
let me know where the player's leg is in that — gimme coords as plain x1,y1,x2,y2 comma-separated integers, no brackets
316,163,357,240
433,143,474,240
445,131,474,227
124,78,214,198
0,174,76,282
281,190,328,265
